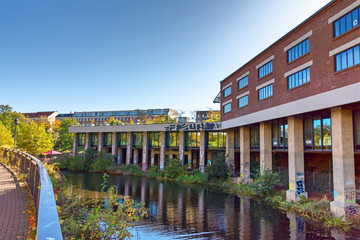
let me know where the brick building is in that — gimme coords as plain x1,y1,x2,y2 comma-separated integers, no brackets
220,0,360,218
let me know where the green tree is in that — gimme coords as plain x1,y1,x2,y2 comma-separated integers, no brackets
0,104,26,132
204,110,220,122
54,119,79,152
0,121,14,147
17,121,54,156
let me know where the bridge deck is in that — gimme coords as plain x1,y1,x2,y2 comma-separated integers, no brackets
0,164,29,239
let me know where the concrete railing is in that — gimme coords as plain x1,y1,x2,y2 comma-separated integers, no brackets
1,148,63,240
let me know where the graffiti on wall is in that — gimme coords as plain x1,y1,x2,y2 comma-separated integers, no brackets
346,205,359,216
165,122,221,132
296,180,305,198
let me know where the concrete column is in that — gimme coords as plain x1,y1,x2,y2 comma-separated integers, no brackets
240,126,252,183
179,131,185,165
199,131,206,172
160,132,166,170
226,129,235,170
111,132,116,156
260,122,272,173
286,116,308,202
126,132,132,165
330,107,359,219
84,132,90,152
133,148,138,165
142,132,148,171
151,149,155,167
97,132,103,153
72,133,78,156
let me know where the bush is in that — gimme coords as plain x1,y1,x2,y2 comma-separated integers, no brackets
110,164,143,176
249,170,280,196
147,166,164,179
205,152,232,180
164,157,186,179
90,154,113,172
176,169,208,184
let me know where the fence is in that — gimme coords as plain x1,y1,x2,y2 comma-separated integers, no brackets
1,148,63,240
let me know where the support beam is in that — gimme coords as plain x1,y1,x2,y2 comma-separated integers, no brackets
72,133,78,156
260,122,272,173
286,116,308,202
133,148,139,165
330,107,359,219
126,132,132,165
160,132,166,170
97,132,103,153
142,132,148,171
84,132,90,152
199,131,206,172
240,126,252,183
151,149,155,167
226,129,235,170
179,131,185,165
111,132,116,156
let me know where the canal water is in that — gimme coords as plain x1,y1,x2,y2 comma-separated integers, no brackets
62,171,359,239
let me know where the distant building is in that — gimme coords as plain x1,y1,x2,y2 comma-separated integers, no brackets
178,117,189,123
23,111,58,125
196,110,220,122
56,108,178,126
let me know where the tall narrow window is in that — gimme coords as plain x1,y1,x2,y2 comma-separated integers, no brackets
224,102,231,113
117,133,127,146
238,95,248,108
167,132,179,148
224,86,231,97
304,112,331,151
272,118,288,150
186,132,200,148
238,76,248,89
354,111,360,151
250,124,260,150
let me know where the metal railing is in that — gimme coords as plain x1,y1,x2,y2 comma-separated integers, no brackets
1,148,63,240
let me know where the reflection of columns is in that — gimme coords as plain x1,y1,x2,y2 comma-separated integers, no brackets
259,218,273,240
286,116,307,202
199,131,206,173
239,198,251,240
179,131,185,165
84,132,90,152
151,149,155,167
158,183,164,222
260,122,272,173
287,212,306,240
240,127,252,182
111,132,116,156
160,132,166,170
142,132,148,171
124,179,129,196
141,177,146,203
72,133,78,156
330,107,358,219
177,189,184,225
97,132,103,153
198,189,205,231
126,132,132,165
133,148,139,164
226,129,235,170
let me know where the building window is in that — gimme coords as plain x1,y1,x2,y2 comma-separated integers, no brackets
117,133,127,146
224,86,231,97
90,133,98,147
258,84,273,100
272,118,288,150
103,133,112,147
334,7,359,38
335,44,360,71
354,110,360,151
304,112,332,151
288,67,310,89
223,102,231,113
167,132,179,148
258,61,273,78
77,133,85,147
238,76,248,89
208,132,226,149
287,39,309,63
238,95,248,108
149,132,161,147
186,132,200,148
132,133,143,147
250,124,260,150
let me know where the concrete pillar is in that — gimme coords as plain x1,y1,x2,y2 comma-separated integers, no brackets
330,107,359,219
286,116,308,202
126,132,132,165
84,132,90,152
97,132,103,153
226,129,235,170
151,149,155,167
199,131,206,172
133,148,138,165
111,132,116,156
160,132,166,170
260,122,272,173
72,133,78,156
179,131,185,165
240,126,252,183
142,132,148,171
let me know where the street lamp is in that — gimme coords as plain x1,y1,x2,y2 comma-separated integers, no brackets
13,118,18,150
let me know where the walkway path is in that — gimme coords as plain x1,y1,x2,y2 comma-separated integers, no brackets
0,164,29,239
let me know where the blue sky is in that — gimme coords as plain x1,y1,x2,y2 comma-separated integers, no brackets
0,0,330,115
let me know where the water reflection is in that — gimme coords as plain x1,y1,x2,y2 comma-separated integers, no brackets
63,171,359,239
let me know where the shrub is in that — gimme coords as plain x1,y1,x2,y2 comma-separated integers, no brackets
147,166,164,179
205,152,232,180
165,157,186,179
176,169,208,184
90,154,113,172
249,170,280,196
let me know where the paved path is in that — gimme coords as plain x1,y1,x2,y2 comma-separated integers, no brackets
0,164,29,239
